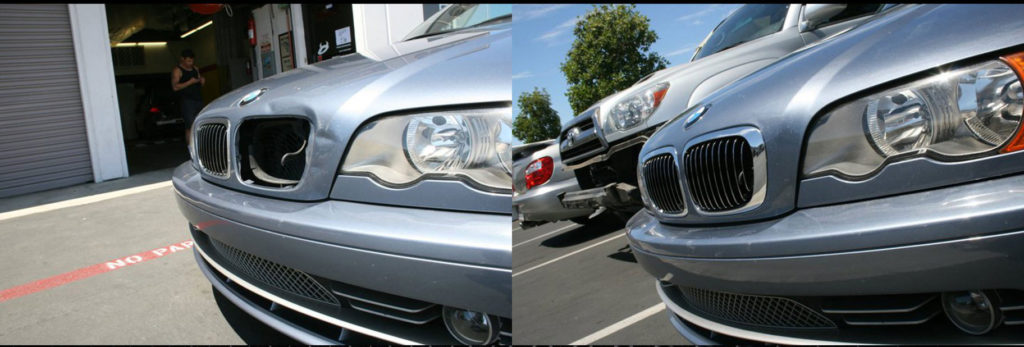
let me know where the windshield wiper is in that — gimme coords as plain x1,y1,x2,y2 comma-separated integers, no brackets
405,14,511,41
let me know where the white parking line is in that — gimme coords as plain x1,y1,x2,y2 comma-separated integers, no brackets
512,223,579,248
512,232,626,277
570,303,666,345
0,180,173,222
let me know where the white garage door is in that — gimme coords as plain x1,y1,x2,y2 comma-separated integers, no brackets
0,4,93,198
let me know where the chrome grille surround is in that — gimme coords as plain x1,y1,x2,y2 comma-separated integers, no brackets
209,237,340,306
559,107,608,167
638,147,686,217
194,120,231,179
682,127,766,215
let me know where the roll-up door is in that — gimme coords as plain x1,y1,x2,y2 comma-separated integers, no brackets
0,4,93,198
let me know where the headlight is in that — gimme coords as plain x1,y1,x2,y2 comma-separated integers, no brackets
804,55,1024,178
340,107,512,191
602,82,670,132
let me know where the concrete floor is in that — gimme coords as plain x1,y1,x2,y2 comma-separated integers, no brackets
0,170,297,344
511,219,691,345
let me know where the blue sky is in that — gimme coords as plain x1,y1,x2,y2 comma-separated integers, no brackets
511,4,740,144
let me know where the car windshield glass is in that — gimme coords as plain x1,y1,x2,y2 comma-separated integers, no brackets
691,4,789,61
404,4,512,41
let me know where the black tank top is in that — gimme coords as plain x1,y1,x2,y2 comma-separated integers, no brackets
177,65,202,101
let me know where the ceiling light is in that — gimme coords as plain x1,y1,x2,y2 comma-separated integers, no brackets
113,42,167,47
180,20,213,38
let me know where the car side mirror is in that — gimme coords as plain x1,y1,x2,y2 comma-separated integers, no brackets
800,4,847,32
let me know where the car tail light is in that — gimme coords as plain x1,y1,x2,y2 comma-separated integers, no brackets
149,107,160,113
524,156,553,190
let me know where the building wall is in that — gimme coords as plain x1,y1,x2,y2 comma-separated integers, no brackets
252,4,294,80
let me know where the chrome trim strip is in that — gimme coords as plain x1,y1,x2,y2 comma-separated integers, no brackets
196,242,423,345
332,289,436,314
347,303,438,325
1000,304,1024,311
656,281,868,346
821,296,936,314
842,311,939,326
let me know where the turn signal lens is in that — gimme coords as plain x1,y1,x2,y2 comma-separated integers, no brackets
999,51,1024,153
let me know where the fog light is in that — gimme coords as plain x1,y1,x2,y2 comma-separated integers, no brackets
942,290,1002,335
442,306,499,345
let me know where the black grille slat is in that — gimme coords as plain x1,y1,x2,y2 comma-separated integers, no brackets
642,154,685,214
679,287,835,329
727,139,743,204
685,137,753,212
713,141,728,208
209,238,340,306
197,123,228,177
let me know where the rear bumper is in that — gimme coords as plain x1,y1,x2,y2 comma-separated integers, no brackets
513,177,591,222
628,174,1024,342
560,183,642,212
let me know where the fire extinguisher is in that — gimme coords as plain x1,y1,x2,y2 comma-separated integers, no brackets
247,17,256,46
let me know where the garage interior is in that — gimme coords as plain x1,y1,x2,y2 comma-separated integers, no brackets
106,4,258,175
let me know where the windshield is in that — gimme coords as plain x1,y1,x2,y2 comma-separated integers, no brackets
691,4,789,61
404,4,512,41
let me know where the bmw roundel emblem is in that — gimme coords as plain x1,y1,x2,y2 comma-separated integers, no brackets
239,88,267,106
683,104,708,129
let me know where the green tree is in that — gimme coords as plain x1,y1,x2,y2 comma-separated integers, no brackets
561,4,669,115
513,88,562,143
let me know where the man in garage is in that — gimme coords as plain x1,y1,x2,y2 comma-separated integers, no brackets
171,49,205,149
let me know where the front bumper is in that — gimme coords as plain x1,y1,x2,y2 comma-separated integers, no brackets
173,163,511,344
628,174,1024,343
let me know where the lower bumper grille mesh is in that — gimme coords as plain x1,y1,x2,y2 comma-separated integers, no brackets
210,238,340,306
679,287,835,329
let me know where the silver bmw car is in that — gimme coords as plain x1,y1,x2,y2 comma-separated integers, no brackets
172,4,513,345
629,4,1024,344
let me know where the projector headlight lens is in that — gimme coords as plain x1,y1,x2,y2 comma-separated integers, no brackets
341,107,512,191
804,58,1024,178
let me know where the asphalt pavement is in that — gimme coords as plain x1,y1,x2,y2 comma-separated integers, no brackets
0,167,298,344
512,219,690,345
